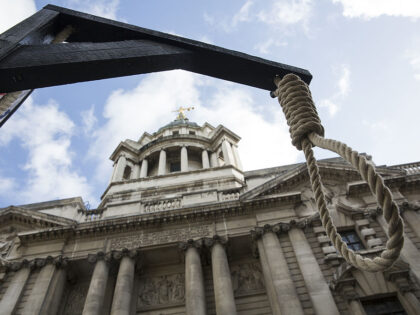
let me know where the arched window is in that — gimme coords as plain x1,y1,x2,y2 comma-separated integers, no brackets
123,165,132,180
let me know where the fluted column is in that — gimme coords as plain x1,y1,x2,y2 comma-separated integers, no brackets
110,250,137,315
253,225,304,315
180,240,207,315
140,159,148,178
288,227,339,314
202,150,210,169
83,252,111,315
231,145,243,170
112,155,127,182
210,152,218,167
0,263,31,314
158,149,167,175
23,256,67,315
221,140,235,165
181,146,189,172
206,236,237,315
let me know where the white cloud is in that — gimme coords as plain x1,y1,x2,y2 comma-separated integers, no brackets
81,105,97,135
332,0,420,19
406,52,420,81
254,38,288,55
89,70,298,178
88,70,202,182
0,98,96,205
319,64,351,117
232,1,254,26
191,84,298,170
258,0,313,26
0,0,36,34
66,0,120,20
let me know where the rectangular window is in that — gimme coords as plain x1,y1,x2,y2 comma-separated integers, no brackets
173,131,179,135
362,296,407,315
340,230,364,251
189,131,196,135
170,162,180,172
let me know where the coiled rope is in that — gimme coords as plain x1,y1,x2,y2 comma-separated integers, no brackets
273,73,404,272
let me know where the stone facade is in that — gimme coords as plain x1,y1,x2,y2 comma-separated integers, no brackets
0,119,420,315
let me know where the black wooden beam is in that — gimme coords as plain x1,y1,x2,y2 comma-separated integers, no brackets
0,4,312,93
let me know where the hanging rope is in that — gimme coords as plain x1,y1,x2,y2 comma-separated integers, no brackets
273,73,404,272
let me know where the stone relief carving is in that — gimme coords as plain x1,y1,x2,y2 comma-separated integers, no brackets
0,227,17,258
110,225,212,250
137,273,185,308
63,281,90,315
231,262,265,295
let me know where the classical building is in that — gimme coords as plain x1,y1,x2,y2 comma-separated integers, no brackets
0,116,420,315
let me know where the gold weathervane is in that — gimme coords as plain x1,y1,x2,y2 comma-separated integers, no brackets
173,106,195,120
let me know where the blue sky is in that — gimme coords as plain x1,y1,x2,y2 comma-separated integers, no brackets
1,0,420,208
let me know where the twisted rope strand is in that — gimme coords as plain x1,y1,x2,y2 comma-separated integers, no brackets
274,73,404,272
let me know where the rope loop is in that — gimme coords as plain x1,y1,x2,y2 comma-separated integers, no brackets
274,74,404,272
275,74,324,150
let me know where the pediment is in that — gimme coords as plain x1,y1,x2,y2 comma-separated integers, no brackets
0,206,76,232
240,160,404,203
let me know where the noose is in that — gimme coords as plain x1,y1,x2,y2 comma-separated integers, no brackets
272,74,404,272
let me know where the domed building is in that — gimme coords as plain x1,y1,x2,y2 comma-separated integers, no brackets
0,114,420,315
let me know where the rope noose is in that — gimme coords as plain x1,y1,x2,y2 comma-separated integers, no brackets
273,73,404,272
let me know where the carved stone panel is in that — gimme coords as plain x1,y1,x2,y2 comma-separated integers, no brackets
231,262,265,296
63,281,90,315
137,273,185,310
110,225,212,250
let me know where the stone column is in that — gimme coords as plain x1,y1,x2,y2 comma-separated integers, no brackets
0,263,31,314
110,250,137,315
181,146,189,172
288,227,340,314
83,252,111,315
377,214,420,282
231,145,243,170
112,155,127,182
42,258,67,315
221,140,235,166
158,149,166,175
202,150,210,169
133,163,140,179
258,225,304,315
180,240,207,315
400,291,420,315
210,152,218,167
140,159,148,178
401,206,420,240
23,257,67,315
254,238,282,314
206,236,237,315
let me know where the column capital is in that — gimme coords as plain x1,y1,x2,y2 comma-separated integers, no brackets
87,251,112,264
179,238,203,251
112,248,139,260
204,235,228,248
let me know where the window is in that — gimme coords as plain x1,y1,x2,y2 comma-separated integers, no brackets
189,131,196,135
362,296,407,315
172,131,179,135
340,230,364,251
170,161,180,172
123,165,132,180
